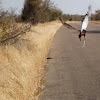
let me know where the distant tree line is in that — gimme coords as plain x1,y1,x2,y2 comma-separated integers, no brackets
61,10,100,21
62,14,82,21
92,10,100,20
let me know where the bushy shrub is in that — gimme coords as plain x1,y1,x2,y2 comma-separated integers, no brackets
93,10,100,21
0,9,31,44
21,0,63,24
22,0,42,24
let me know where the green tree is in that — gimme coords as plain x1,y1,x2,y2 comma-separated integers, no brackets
22,0,42,24
21,0,63,23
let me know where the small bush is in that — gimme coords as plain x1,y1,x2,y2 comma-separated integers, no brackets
0,9,31,44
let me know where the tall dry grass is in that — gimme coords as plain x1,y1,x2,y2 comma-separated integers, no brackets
0,21,62,100
90,21,100,24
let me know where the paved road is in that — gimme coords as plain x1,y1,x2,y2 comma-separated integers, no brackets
40,23,100,100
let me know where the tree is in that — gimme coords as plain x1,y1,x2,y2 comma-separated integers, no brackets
93,10,100,20
22,0,42,24
21,0,63,23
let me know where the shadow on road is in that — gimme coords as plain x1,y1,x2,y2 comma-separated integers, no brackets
87,31,100,34
63,23,77,30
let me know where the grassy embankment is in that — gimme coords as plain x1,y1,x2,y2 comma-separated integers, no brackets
0,21,62,100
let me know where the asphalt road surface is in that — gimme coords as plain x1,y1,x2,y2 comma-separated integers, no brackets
40,22,100,100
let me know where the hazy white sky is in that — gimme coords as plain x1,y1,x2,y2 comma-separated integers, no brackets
51,0,100,15
1,0,100,15
2,0,25,14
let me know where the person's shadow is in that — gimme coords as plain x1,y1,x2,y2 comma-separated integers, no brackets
87,31,100,34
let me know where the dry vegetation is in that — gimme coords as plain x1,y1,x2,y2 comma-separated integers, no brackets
0,1,62,100
0,21,62,100
1,0,100,100
22,0,62,24
0,9,31,44
90,21,100,24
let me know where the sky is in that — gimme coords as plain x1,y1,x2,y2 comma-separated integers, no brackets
51,0,100,15
1,0,100,15
1,0,25,14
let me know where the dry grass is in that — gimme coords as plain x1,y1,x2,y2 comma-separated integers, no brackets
0,21,62,100
66,21,81,23
90,21,100,24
